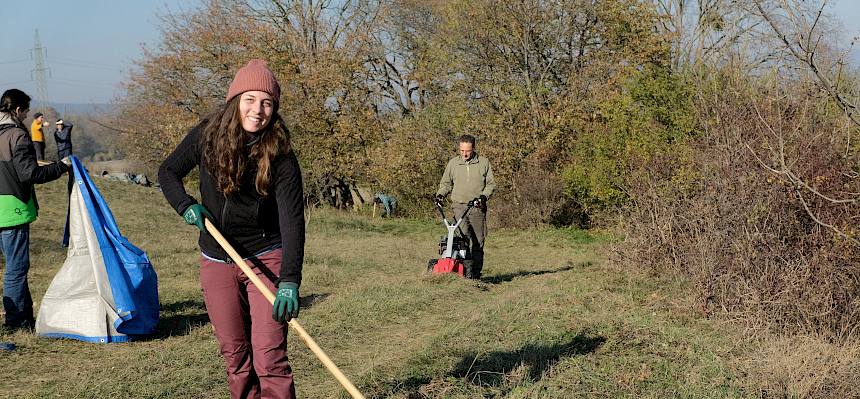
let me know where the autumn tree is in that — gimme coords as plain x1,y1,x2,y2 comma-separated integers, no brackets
115,0,390,197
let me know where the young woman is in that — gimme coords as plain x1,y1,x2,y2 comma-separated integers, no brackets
0,89,70,331
158,60,305,399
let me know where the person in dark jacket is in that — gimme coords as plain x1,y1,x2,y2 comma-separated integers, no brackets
158,59,303,399
53,119,73,159
0,89,70,331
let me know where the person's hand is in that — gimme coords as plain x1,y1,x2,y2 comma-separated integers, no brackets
272,282,299,323
60,156,72,167
434,194,445,207
182,204,213,232
475,194,488,208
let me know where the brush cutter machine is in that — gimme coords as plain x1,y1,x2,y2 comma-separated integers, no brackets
427,199,475,277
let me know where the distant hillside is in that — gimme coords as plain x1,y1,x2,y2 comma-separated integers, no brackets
31,101,115,116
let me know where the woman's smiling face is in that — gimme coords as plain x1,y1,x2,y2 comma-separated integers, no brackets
238,91,274,133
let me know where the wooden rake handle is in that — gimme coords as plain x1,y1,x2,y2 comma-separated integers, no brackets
204,219,366,399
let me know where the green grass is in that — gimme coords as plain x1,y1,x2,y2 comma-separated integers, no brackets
0,176,755,398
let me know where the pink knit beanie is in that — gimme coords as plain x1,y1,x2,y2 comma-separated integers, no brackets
225,59,281,104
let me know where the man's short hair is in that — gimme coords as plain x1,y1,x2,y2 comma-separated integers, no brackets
457,134,476,147
33,112,43,119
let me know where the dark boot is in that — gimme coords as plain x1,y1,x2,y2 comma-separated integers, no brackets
470,265,482,280
471,250,483,280
4,318,34,332
462,260,475,279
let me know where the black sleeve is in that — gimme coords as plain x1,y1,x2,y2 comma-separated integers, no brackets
55,125,72,142
158,126,202,215
274,151,305,286
12,132,67,184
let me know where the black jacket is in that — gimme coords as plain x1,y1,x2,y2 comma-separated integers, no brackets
158,123,305,285
54,123,73,157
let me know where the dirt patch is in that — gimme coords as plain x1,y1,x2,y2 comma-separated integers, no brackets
84,159,140,174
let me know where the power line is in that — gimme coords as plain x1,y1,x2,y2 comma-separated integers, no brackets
46,57,126,70
0,59,28,65
47,59,125,72
48,79,117,91
49,76,116,87
0,79,34,86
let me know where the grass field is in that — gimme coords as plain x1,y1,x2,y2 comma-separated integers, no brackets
0,174,777,398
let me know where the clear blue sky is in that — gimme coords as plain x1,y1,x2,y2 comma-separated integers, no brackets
831,1,860,60
1,1,859,104
0,0,198,104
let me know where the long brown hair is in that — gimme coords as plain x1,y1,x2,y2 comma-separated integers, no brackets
201,96,291,196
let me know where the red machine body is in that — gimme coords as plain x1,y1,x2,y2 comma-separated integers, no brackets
427,201,475,277
431,257,465,276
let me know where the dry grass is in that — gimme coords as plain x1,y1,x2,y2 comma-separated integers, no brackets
1,173,850,398
743,335,860,398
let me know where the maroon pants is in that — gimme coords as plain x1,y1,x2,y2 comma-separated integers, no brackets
200,250,296,399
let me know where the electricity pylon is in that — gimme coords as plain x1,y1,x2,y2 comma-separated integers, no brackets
31,29,51,104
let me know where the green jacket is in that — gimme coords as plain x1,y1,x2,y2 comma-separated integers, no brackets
0,112,68,228
436,153,496,204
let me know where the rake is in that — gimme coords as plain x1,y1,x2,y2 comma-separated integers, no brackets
205,219,366,399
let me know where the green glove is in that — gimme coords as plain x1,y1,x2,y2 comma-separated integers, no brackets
272,282,299,323
182,204,213,231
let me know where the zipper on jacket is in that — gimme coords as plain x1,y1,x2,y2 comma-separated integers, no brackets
221,197,229,230
219,197,233,264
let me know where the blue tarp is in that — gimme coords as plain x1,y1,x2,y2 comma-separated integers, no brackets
39,156,159,341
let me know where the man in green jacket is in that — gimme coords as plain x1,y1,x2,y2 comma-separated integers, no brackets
435,134,496,279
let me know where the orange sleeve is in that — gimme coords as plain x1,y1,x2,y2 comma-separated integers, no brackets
30,120,44,142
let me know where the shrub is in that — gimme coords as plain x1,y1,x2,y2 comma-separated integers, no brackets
616,71,860,340
563,67,698,223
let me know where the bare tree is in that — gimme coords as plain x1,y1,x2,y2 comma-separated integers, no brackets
738,0,860,242
654,0,765,68
752,0,860,131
